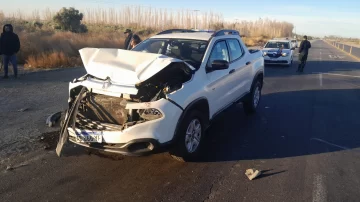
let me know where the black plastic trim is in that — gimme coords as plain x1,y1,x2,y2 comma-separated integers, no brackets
172,97,210,140
212,29,240,37
167,98,184,111
156,29,196,35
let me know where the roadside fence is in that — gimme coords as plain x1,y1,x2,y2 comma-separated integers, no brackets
326,41,360,61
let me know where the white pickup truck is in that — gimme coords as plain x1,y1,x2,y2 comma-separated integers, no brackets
56,29,265,162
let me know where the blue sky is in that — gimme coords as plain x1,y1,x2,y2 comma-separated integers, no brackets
3,0,360,38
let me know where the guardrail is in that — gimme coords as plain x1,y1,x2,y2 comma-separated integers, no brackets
326,41,360,61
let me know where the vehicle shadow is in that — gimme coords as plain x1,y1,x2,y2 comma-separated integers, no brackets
197,88,360,162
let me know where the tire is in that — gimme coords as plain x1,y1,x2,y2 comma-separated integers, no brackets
243,80,262,115
170,110,206,162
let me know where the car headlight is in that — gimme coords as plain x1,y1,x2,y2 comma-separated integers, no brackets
137,108,163,121
282,53,287,57
263,52,267,56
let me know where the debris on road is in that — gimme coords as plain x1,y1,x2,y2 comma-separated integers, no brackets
46,111,62,127
17,108,29,112
39,131,60,150
43,145,51,150
5,163,28,172
245,169,262,180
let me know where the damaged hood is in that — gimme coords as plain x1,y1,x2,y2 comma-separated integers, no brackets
79,48,186,85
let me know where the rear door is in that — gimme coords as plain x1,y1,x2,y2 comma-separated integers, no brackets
225,38,252,102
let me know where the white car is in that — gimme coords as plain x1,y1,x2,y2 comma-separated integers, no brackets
56,29,265,162
262,39,295,67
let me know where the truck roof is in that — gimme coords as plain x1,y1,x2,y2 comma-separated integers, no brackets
150,32,214,41
150,29,241,41
268,39,291,43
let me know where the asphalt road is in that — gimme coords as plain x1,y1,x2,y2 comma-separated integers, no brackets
1,40,360,202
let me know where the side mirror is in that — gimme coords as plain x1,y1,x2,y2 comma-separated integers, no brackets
206,60,229,73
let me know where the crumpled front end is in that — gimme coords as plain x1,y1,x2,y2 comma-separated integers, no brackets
68,89,182,156
56,55,194,157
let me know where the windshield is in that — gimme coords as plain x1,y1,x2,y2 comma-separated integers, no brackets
265,41,290,49
132,38,208,69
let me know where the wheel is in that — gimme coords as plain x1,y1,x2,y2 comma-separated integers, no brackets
170,110,205,162
243,80,262,115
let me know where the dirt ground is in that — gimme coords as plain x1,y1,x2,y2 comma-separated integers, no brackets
0,67,85,167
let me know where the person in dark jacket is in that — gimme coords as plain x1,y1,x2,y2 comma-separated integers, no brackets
123,29,139,50
0,24,20,78
297,35,311,73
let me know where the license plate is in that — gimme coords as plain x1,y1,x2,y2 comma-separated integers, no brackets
76,131,103,143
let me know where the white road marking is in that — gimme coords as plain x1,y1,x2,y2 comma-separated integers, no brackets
328,55,345,59
311,138,350,150
319,73,322,86
319,51,322,61
312,174,327,202
320,72,360,79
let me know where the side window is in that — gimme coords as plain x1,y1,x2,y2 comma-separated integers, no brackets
207,41,230,67
227,39,245,61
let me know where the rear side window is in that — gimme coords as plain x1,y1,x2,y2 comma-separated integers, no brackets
226,39,245,62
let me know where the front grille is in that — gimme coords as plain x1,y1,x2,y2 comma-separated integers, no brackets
266,52,282,58
75,116,124,131
78,94,129,125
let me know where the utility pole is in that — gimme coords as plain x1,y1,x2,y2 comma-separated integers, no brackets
194,10,200,30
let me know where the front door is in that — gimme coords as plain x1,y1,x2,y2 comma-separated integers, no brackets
205,40,234,118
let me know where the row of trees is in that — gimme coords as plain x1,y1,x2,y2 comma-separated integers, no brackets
1,7,297,37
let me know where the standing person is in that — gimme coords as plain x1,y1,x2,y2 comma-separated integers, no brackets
297,35,311,73
0,24,20,79
124,29,133,50
129,35,142,49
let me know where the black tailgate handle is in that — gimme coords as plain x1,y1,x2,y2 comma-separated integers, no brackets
229,69,235,74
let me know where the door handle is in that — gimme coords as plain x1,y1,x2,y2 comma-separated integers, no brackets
246,61,251,65
229,69,235,74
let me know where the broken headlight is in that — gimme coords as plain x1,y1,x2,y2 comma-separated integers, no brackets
137,108,163,121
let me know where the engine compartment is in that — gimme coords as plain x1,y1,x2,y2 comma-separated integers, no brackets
67,61,193,130
131,62,193,102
